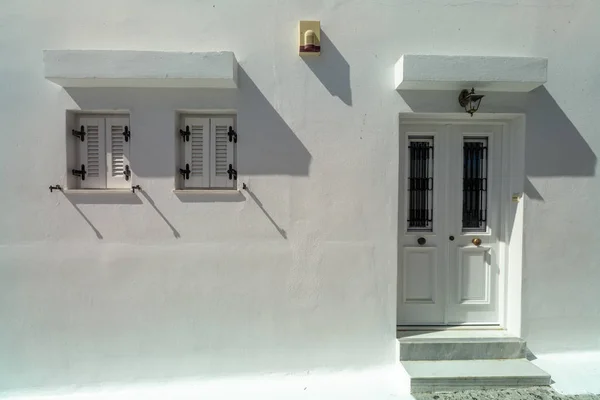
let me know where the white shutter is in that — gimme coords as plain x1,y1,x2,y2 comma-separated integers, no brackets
77,117,106,189
210,117,235,188
105,117,131,189
183,117,210,188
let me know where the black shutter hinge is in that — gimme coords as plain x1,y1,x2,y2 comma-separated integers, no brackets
49,184,62,193
228,126,237,143
180,126,190,142
124,165,131,181
123,126,130,142
179,163,191,180
72,164,87,180
131,185,142,193
227,164,237,180
72,126,86,142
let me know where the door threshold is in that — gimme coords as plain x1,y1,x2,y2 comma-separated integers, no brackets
397,325,503,332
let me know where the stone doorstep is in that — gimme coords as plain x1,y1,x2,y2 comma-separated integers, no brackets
398,330,527,361
402,359,552,393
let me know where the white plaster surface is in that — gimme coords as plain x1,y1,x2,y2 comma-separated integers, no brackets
44,50,238,88
395,55,548,91
532,352,600,395
1,0,600,398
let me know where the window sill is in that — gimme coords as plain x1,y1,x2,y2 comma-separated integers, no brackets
173,189,245,203
173,189,239,194
63,189,142,205
64,189,134,195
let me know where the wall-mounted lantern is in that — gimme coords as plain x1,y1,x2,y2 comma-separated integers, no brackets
299,21,321,56
458,88,484,116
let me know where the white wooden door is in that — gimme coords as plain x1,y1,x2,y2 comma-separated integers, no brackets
397,123,502,326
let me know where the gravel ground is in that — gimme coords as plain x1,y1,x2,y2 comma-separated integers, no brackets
413,387,600,400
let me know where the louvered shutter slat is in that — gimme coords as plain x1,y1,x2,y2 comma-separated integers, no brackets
111,126,125,175
78,117,106,189
86,126,101,177
184,117,210,188
106,117,131,189
210,117,235,188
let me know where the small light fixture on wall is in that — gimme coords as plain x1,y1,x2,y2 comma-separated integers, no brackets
299,21,321,56
458,88,484,116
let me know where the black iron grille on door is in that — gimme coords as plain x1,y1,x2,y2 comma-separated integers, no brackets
463,139,488,231
407,138,434,231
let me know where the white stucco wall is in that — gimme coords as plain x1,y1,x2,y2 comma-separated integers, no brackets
1,0,599,398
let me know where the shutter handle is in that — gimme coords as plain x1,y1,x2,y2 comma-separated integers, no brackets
122,126,130,142
72,164,87,180
179,126,190,142
228,126,237,143
227,164,237,180
179,164,190,180
417,237,426,246
72,126,86,141
124,165,131,181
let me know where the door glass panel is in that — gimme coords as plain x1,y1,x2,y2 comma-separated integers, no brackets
462,138,488,232
407,137,434,231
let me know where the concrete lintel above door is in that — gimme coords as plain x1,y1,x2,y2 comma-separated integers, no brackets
394,55,547,92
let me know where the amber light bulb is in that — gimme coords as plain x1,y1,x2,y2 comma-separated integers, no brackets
304,30,316,51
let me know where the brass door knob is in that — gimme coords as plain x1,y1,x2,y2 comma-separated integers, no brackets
472,238,482,246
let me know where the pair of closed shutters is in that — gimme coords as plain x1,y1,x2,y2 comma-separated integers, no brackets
181,117,235,189
77,116,130,189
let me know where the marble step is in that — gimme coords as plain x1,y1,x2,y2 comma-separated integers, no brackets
398,330,527,361
402,359,552,393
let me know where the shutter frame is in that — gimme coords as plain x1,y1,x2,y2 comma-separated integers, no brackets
183,117,210,188
77,117,106,189
106,117,131,189
210,117,235,189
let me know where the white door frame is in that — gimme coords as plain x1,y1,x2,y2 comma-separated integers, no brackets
398,113,525,336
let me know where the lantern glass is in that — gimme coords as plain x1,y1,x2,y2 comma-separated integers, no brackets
458,89,484,116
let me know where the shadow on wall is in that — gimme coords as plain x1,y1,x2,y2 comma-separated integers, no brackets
236,67,312,175
301,30,352,106
242,183,287,239
64,67,311,178
399,86,596,180
63,195,103,239
524,87,596,177
139,190,180,238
